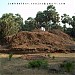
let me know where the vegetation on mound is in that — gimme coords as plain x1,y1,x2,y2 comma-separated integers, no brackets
0,5,75,42
0,5,75,53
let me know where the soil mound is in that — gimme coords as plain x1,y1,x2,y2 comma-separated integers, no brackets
5,29,75,53
49,29,72,40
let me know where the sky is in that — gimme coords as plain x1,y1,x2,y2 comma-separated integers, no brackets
0,0,75,23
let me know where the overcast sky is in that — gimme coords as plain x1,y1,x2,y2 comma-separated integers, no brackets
0,0,75,21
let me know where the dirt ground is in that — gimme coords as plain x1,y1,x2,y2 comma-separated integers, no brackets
0,53,75,58
0,53,75,75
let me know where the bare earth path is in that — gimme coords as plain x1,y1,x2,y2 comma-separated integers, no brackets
0,53,75,58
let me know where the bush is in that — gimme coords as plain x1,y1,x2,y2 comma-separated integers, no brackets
8,53,13,61
28,60,48,69
47,54,51,58
52,56,55,60
60,61,74,73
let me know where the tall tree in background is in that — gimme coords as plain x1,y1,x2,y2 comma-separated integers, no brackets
61,14,70,32
15,14,23,30
0,13,23,38
70,16,75,37
46,5,60,29
35,11,44,28
35,5,60,30
23,17,36,31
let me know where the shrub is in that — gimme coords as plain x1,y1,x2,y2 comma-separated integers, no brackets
8,53,13,61
60,61,74,73
64,62,74,72
47,54,51,58
28,60,48,69
52,56,55,59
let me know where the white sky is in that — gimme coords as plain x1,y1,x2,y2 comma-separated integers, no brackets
0,0,75,23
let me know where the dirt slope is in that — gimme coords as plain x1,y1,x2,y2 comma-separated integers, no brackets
4,29,75,53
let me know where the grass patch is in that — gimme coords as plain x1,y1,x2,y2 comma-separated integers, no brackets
60,61,74,73
52,56,55,60
28,60,48,69
8,53,13,61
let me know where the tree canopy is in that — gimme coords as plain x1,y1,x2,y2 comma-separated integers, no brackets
0,4,75,39
0,13,23,38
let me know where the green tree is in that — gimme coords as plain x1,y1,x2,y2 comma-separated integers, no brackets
46,5,60,29
15,14,23,30
0,13,23,38
23,17,36,31
35,11,44,28
70,16,75,37
61,14,71,32
35,5,60,30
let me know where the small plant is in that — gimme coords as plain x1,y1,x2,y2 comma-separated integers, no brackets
28,60,48,69
64,62,73,72
60,61,74,73
8,53,13,61
41,60,48,69
52,56,55,60
47,54,51,58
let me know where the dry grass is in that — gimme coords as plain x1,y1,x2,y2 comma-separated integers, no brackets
0,53,75,58
0,53,75,75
